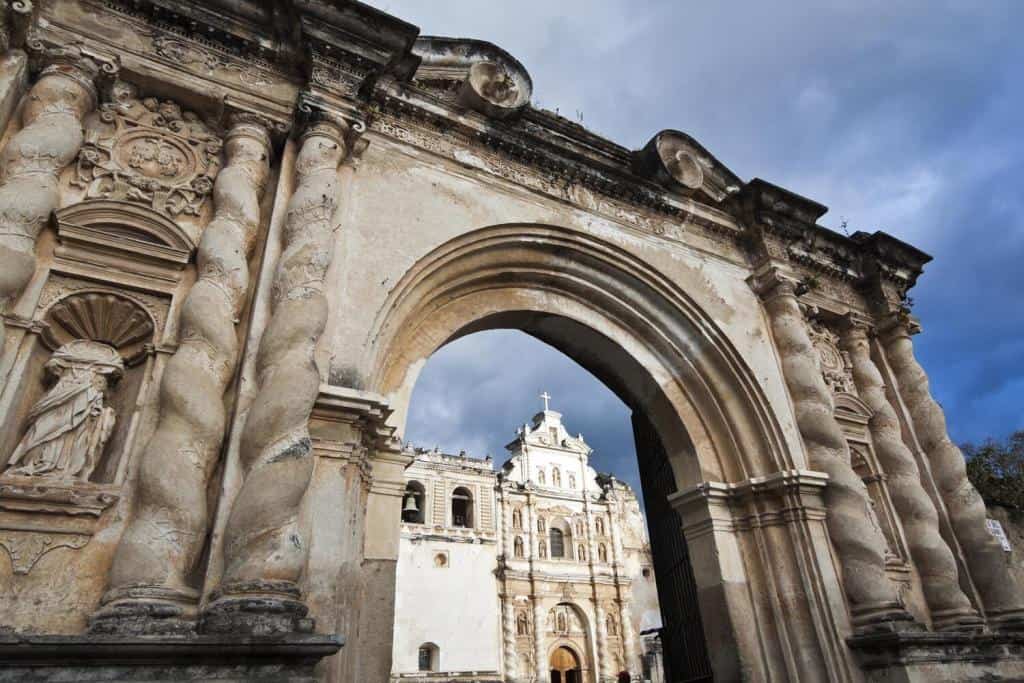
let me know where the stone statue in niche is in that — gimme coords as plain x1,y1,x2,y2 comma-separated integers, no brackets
4,340,123,481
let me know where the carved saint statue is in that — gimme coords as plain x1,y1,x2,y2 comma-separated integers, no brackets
5,340,123,481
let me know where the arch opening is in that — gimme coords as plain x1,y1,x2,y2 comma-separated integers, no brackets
375,223,794,682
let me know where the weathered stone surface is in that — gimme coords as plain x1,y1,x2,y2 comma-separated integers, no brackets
0,633,342,682
0,2,1018,681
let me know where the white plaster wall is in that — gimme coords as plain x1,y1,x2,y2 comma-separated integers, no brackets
392,538,501,674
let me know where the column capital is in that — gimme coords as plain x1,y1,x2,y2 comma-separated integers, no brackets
225,111,285,150
877,308,922,342
836,311,874,340
25,39,118,106
747,265,800,302
295,92,366,150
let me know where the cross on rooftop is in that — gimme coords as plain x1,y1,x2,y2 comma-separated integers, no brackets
540,391,552,412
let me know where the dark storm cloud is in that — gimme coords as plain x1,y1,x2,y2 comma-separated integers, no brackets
372,1,1024,474
404,331,642,500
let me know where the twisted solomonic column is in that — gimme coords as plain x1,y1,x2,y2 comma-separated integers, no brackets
502,597,520,682
880,312,1024,629
839,317,981,631
595,603,614,682
0,46,102,349
751,269,918,632
202,112,354,635
91,115,272,634
533,600,547,682
618,600,640,680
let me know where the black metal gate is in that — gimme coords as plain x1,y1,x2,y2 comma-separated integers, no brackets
632,412,713,682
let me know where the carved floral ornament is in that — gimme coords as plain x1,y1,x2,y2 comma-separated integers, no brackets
73,81,222,217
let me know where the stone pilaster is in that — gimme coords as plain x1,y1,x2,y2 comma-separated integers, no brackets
750,267,917,633
202,106,359,635
0,44,105,352
838,316,982,631
879,311,1024,630
618,599,641,680
92,115,273,635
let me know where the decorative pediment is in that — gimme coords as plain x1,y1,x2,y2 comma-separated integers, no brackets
634,130,742,202
56,199,194,264
413,36,533,119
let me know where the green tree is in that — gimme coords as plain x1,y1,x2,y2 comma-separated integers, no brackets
964,430,1024,510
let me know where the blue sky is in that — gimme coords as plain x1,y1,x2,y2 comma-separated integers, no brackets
367,1,1024,497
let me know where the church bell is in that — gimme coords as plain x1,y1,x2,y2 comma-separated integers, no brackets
403,494,419,514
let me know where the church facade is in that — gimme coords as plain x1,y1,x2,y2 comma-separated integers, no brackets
391,404,662,682
1,1,1023,681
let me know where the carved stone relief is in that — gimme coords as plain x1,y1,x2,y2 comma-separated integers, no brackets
807,317,856,395
152,36,273,87
4,340,122,481
0,529,90,575
73,81,222,217
36,278,167,348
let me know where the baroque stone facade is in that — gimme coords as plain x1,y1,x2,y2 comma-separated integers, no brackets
0,1,1021,681
392,405,662,683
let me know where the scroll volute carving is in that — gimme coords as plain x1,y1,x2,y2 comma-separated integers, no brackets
3,292,154,484
458,60,531,118
634,130,742,203
413,37,533,119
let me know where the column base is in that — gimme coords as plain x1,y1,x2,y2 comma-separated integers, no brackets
201,580,314,636
88,585,199,636
851,602,924,635
848,629,1024,682
0,632,342,682
930,607,985,633
988,609,1024,633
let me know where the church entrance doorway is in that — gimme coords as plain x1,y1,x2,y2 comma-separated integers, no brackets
549,646,581,683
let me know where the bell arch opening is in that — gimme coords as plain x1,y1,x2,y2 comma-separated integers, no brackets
371,223,797,681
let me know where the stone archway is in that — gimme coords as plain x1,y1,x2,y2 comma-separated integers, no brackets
365,224,853,681
550,645,582,683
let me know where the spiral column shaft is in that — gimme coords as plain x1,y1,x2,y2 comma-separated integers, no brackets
202,116,349,635
0,51,98,350
880,315,1024,629
92,117,271,633
753,271,916,632
841,320,980,630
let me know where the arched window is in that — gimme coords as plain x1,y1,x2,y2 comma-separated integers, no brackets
516,611,530,635
578,544,586,561
595,517,604,535
514,536,524,558
418,642,439,671
538,540,547,558
569,474,576,489
537,516,546,533
549,527,565,558
537,469,546,485
451,486,473,528
402,481,425,524
552,467,561,487
606,615,617,636
598,543,608,562
512,508,522,529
